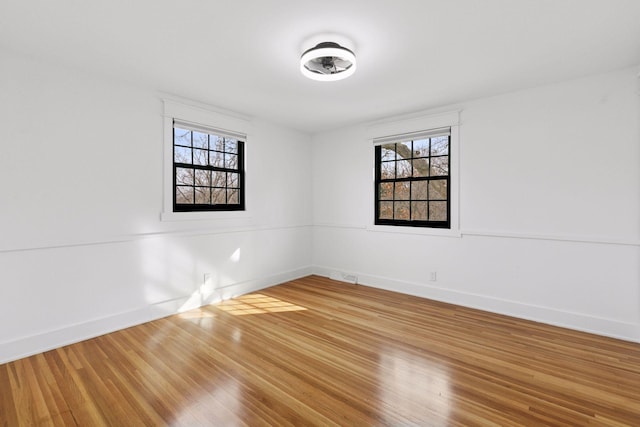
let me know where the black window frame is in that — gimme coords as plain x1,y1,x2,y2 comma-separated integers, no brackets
172,122,245,212
374,133,451,229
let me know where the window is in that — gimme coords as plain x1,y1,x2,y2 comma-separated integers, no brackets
374,127,450,228
173,121,245,212
162,99,250,221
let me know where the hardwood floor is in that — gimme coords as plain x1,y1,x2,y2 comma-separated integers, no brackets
2,275,639,426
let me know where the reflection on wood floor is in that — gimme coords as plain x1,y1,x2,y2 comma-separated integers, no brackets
2,275,639,426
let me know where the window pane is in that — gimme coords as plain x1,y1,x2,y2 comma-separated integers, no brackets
394,201,410,220
225,139,238,154
174,146,191,164
429,201,447,221
174,128,191,146
379,183,393,200
176,167,194,185
193,149,208,166
412,159,429,177
227,173,239,188
413,139,429,158
381,144,395,161
431,136,449,156
176,186,193,204
194,187,210,204
412,181,427,199
396,141,411,161
193,132,208,150
397,160,411,178
194,169,210,186
430,156,449,176
381,161,395,179
209,151,224,168
212,188,226,204
212,171,226,187
225,153,238,169
411,201,428,220
379,202,393,219
429,180,447,200
394,182,410,200
211,135,224,151
227,189,239,204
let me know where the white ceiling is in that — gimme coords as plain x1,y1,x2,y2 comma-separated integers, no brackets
2,0,640,133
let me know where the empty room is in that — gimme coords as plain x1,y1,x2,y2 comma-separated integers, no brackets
1,0,639,425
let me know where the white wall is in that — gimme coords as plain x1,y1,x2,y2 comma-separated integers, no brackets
0,50,313,363
1,48,638,365
311,66,640,342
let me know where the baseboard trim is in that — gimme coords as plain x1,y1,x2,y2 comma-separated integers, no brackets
0,266,313,365
312,265,640,343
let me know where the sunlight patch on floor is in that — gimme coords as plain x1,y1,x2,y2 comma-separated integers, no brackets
215,294,307,316
177,308,217,319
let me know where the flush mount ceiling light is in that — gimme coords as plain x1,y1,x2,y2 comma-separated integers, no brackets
300,41,356,82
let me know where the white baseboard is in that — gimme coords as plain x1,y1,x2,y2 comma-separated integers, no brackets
312,265,640,343
0,266,313,365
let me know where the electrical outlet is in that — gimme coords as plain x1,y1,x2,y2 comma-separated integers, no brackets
430,272,437,282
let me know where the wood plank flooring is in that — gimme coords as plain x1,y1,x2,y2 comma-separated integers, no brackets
2,275,639,426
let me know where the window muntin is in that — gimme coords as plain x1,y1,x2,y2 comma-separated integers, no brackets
374,133,450,228
173,124,245,212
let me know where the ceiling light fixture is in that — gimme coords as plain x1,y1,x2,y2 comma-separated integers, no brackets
300,41,356,82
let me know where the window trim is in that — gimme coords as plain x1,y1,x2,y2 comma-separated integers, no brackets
161,98,251,222
366,110,460,237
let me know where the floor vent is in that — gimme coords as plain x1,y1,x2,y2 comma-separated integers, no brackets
329,271,358,284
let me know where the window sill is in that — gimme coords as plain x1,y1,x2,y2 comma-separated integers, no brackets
366,224,462,238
